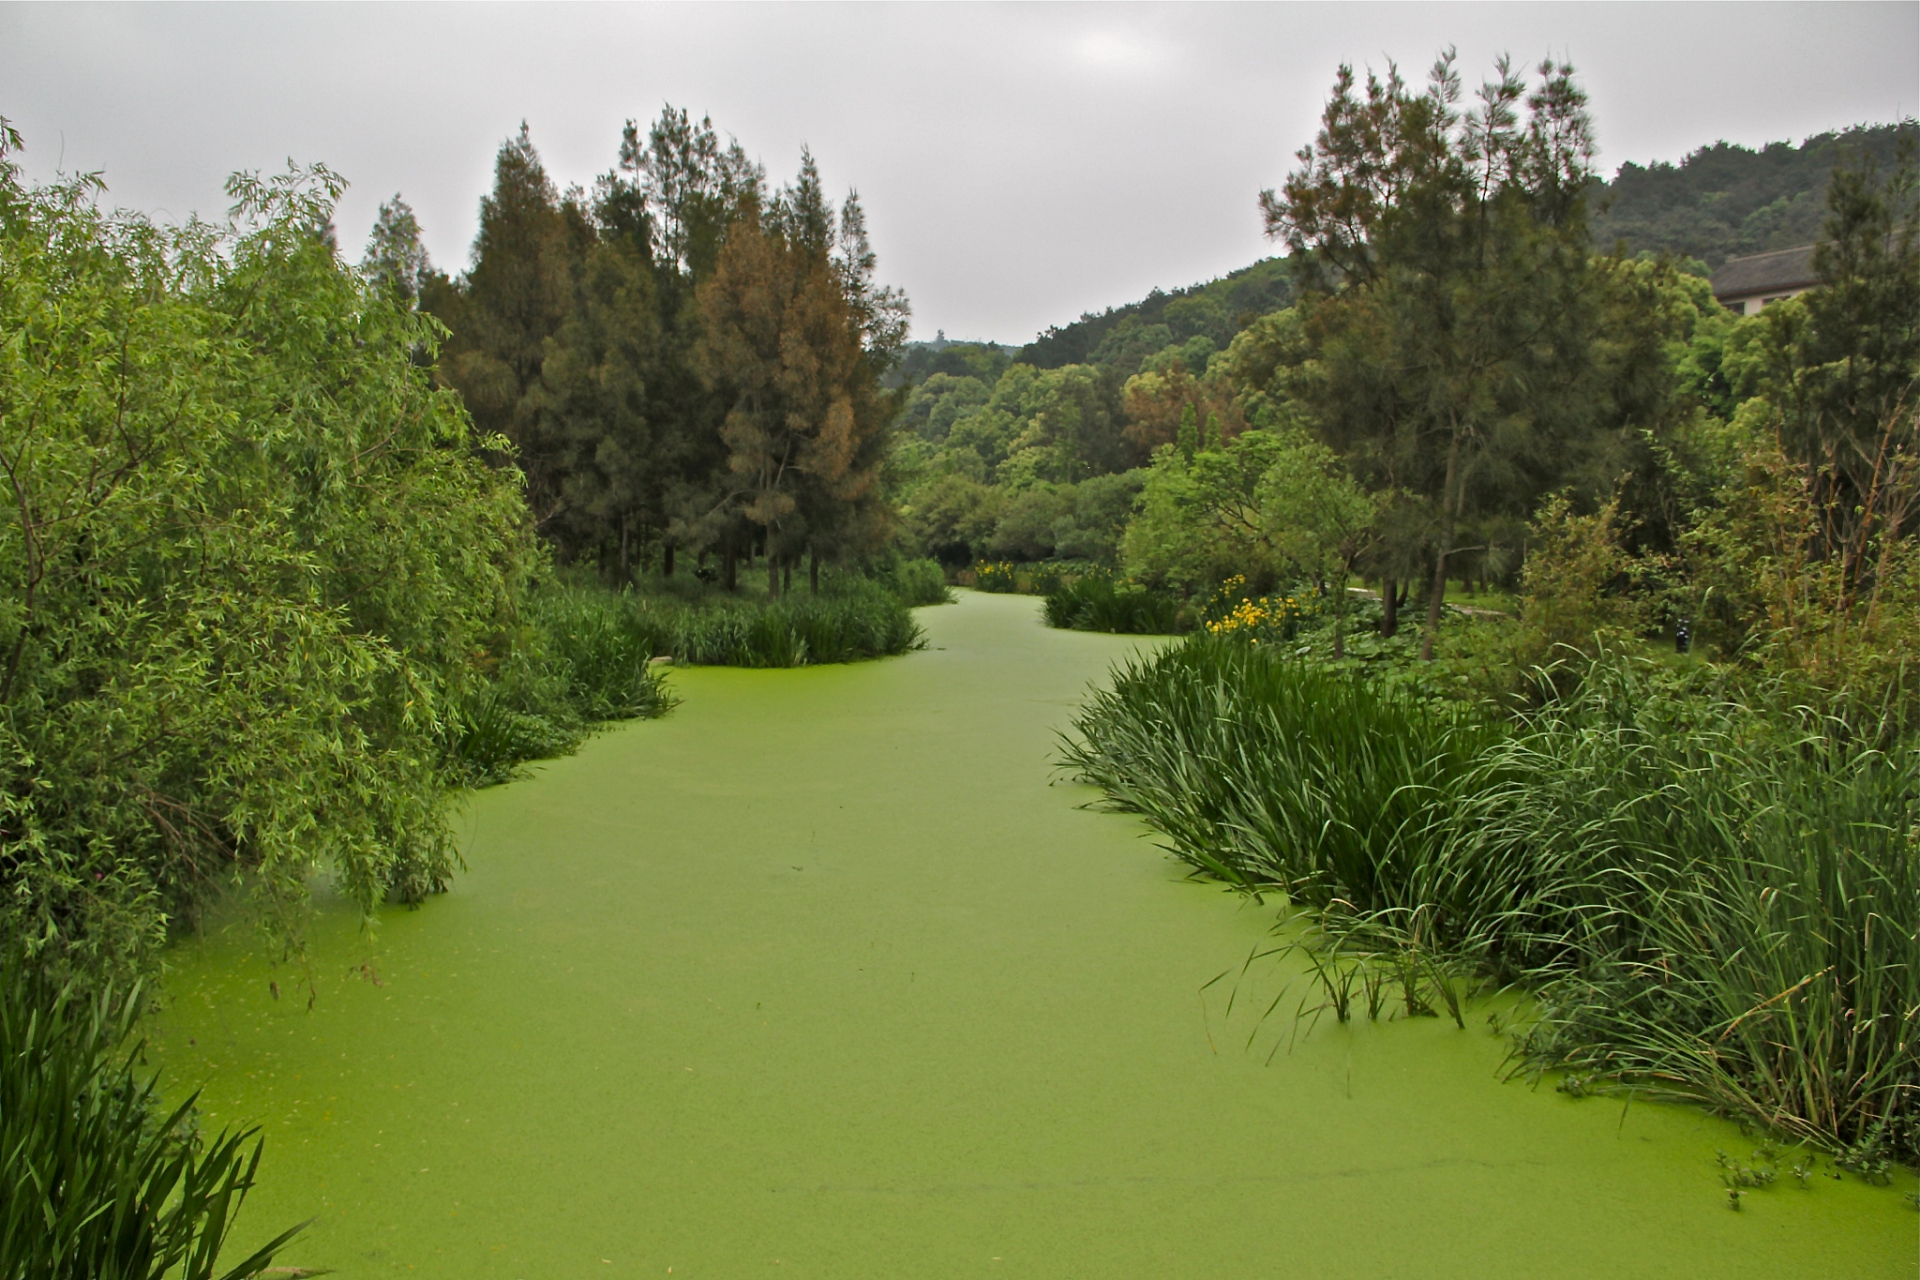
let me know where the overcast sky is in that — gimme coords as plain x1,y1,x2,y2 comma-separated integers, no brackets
3,2,1915,342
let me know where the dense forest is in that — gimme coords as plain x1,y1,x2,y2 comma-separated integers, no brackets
1593,120,1918,266
889,114,1920,587
387,110,911,595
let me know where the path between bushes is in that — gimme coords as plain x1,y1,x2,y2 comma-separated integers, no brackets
155,591,1911,1278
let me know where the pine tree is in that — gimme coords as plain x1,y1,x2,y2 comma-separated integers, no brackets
361,194,431,303
1266,53,1636,658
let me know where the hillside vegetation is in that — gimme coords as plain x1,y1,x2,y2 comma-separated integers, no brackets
1593,120,1918,267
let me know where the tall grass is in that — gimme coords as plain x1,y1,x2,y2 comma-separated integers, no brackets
1043,575,1183,635
1061,637,1501,896
1064,635,1920,1164
445,576,924,784
0,962,306,1279
445,584,677,786
1468,667,1920,1168
633,578,925,666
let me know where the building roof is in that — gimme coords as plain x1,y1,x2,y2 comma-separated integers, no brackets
1711,244,1819,301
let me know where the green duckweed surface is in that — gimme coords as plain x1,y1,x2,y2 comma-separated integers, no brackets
153,590,1918,1277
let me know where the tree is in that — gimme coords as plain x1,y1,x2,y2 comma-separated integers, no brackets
1755,138,1919,568
1259,432,1385,657
427,124,579,527
1264,52,1619,659
695,176,903,596
361,193,432,304
1123,430,1291,593
1,146,536,976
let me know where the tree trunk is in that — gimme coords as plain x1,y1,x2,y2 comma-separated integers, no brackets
663,543,675,579
723,543,737,592
767,543,780,599
782,558,792,595
809,548,820,595
1331,574,1347,659
1421,430,1463,662
1381,576,1398,638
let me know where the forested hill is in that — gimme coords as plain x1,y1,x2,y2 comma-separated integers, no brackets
1014,256,1291,371
977,120,1911,381
1590,120,1917,268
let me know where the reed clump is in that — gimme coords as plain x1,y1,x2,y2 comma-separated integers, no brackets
0,960,307,1278
1042,574,1183,635
1063,634,1920,1166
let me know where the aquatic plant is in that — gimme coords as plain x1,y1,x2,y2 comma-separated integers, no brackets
634,579,923,667
1043,575,1183,635
0,960,306,1279
444,583,678,786
1064,636,1920,1164
1060,636,1500,895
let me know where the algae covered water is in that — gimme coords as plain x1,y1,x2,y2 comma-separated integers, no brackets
152,592,1918,1277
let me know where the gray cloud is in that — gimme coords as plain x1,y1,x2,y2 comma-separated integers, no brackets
3,2,1914,342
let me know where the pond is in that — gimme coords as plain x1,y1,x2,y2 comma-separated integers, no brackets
152,590,1916,1277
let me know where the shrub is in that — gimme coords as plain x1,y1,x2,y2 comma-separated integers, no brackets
0,960,304,1278
443,583,677,787
0,153,538,977
878,556,955,607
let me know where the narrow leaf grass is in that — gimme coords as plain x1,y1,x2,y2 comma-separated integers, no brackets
0,961,308,1279
1063,633,1920,1165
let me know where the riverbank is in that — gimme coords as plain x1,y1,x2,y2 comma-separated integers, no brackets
153,591,1916,1277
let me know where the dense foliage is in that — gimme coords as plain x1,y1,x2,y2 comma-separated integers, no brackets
1061,58,1920,1172
1015,257,1294,371
0,138,548,979
1593,121,1918,268
420,112,909,594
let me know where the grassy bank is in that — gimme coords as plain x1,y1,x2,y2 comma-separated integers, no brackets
448,564,941,784
1063,634,1920,1172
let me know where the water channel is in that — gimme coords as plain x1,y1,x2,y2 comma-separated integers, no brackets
153,590,1917,1277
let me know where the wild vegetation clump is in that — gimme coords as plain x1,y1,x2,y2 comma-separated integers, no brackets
443,582,678,787
0,958,305,1278
1041,574,1182,635
1064,639,1919,1166
634,576,926,667
0,136,552,983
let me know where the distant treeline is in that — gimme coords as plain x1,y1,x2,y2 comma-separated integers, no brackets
1592,120,1918,268
982,121,1915,375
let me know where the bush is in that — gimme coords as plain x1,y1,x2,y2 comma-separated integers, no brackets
1043,575,1183,635
444,583,677,787
0,960,304,1278
0,154,539,977
877,556,955,607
